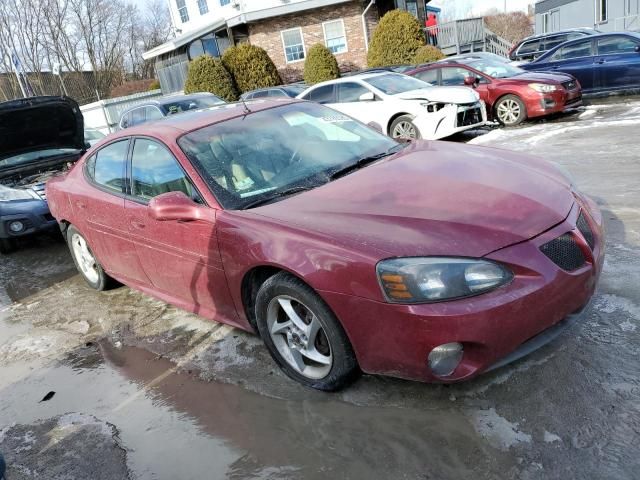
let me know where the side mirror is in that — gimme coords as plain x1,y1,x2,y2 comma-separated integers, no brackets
359,92,375,102
149,191,213,223
464,76,480,87
84,141,92,149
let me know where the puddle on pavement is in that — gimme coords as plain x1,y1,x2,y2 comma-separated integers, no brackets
0,339,510,480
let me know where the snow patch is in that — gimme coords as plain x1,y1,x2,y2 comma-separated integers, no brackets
469,408,532,450
543,430,562,443
56,413,114,437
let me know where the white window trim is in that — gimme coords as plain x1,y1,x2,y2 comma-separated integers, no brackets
322,19,348,55
280,27,306,64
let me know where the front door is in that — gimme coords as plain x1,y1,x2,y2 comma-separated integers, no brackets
542,39,596,92
594,35,640,91
124,137,238,324
331,82,388,131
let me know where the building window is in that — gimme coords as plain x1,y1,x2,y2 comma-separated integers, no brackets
597,0,608,22
198,0,208,15
176,0,189,23
323,19,347,54
220,0,231,5
281,27,305,63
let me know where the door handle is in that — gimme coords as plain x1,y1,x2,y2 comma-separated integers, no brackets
131,220,146,230
597,59,606,64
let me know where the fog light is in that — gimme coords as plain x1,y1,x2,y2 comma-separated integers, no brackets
8,220,24,233
428,342,463,377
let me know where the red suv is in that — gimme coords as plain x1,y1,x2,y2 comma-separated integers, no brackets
406,55,582,126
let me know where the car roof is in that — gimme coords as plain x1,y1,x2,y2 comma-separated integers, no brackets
536,31,640,60
112,98,299,138
120,93,218,113
519,27,599,43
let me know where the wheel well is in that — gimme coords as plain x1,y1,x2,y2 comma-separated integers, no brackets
241,266,284,331
58,220,70,239
387,112,411,135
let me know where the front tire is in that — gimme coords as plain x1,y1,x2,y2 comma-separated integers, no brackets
390,115,421,140
255,272,359,391
66,225,114,291
495,95,527,126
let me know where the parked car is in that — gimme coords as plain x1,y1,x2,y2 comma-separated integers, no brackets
118,92,225,129
297,73,487,140
446,52,514,65
509,28,600,62
0,96,84,254
521,32,640,95
241,85,307,100
47,100,604,391
84,128,106,146
407,57,582,126
344,65,416,76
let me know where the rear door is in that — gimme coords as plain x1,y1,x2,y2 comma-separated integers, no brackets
594,35,640,91
123,137,238,323
79,139,149,283
541,38,596,91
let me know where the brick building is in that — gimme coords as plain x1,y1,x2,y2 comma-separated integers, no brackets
143,0,435,92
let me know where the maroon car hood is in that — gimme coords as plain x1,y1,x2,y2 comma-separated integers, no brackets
508,71,574,84
254,141,574,258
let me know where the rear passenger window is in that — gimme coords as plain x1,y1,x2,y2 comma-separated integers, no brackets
543,35,568,51
252,91,269,98
268,89,287,97
130,139,200,202
303,85,335,104
597,36,639,55
93,140,128,193
130,108,145,126
552,39,593,60
145,106,164,121
414,69,439,84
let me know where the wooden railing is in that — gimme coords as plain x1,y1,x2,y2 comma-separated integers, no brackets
424,17,513,58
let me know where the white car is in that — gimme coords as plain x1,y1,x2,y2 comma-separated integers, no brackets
297,72,487,140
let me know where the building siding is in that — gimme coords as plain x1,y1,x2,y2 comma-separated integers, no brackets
534,0,640,33
247,1,379,82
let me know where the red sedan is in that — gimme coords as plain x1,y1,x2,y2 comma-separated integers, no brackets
47,99,603,391
406,55,583,126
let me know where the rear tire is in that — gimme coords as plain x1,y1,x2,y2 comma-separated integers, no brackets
495,95,527,126
255,272,359,391
0,238,16,255
66,225,114,291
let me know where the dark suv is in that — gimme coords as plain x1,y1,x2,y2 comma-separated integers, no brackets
0,96,85,253
510,28,600,62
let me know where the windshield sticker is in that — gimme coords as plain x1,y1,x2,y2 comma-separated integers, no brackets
320,114,352,123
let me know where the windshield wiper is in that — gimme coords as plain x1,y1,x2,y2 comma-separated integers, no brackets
241,185,318,210
329,144,406,181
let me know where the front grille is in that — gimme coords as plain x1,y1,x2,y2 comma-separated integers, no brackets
456,105,482,127
577,212,595,249
540,233,586,271
563,80,577,91
31,184,46,201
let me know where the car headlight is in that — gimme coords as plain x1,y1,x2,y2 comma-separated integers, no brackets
0,186,38,202
377,257,512,304
529,83,558,93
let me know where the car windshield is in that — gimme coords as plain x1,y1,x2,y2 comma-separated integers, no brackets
162,96,224,114
0,148,79,170
466,59,524,78
364,74,432,94
178,102,398,210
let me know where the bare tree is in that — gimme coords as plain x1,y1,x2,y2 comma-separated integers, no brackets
484,11,534,44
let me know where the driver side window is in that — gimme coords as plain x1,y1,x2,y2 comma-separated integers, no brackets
130,138,201,203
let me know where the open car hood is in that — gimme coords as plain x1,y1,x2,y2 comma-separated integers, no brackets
0,96,84,165
394,87,479,104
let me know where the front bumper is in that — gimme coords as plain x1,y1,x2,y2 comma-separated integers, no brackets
528,87,583,118
321,198,604,383
415,101,487,140
0,198,56,239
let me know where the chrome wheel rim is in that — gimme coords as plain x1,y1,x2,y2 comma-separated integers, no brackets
392,120,417,139
266,295,332,379
497,99,521,125
71,233,99,284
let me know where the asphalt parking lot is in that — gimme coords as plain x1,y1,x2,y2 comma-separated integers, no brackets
1,98,640,480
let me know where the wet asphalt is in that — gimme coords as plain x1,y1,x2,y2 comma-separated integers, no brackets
1,98,640,479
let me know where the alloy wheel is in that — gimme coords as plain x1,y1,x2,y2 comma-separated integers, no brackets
392,121,417,139
71,233,99,284
266,295,333,379
497,99,521,125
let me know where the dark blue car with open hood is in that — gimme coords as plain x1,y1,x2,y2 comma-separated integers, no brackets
0,96,85,253
521,32,640,95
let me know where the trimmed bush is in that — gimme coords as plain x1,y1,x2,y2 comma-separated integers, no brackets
367,10,425,67
148,79,160,90
304,44,340,84
412,45,446,64
184,55,238,101
222,44,281,93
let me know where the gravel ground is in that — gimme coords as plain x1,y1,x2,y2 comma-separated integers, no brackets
1,98,639,479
